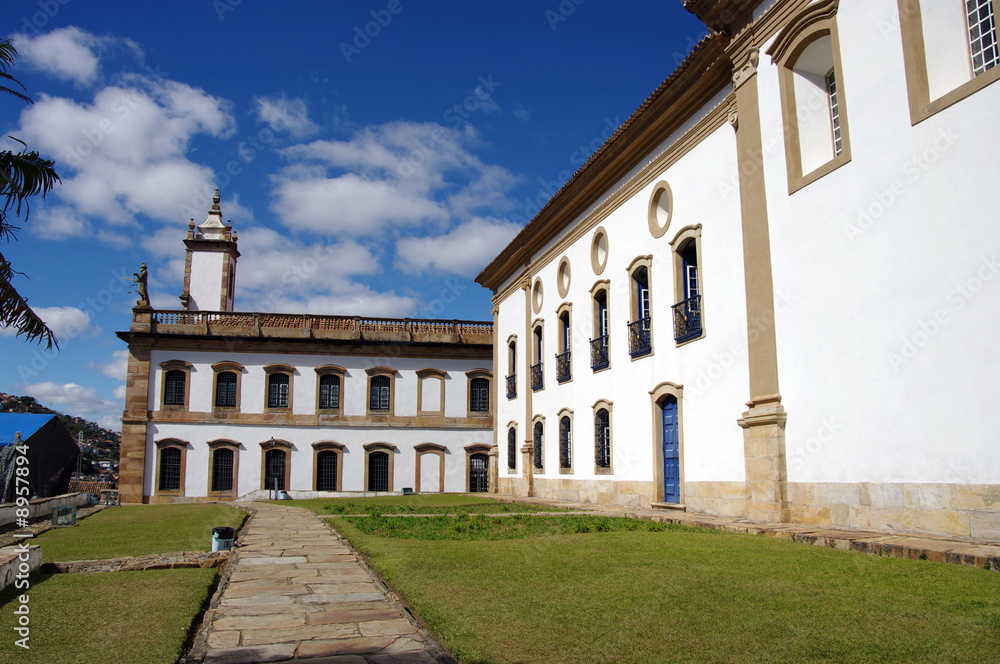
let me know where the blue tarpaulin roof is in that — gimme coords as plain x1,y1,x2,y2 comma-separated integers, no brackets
0,414,57,446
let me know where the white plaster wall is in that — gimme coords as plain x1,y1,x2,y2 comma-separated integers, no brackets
496,117,750,490
148,350,490,418
145,422,491,497
188,252,225,311
759,1,1000,484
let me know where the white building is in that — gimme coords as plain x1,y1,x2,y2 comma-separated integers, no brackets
476,0,1000,539
117,192,495,503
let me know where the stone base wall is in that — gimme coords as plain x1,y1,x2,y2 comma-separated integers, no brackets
788,482,1000,539
519,478,656,508
684,481,747,517
0,545,40,591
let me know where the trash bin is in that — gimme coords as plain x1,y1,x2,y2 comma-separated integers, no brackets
212,526,236,552
279,490,290,500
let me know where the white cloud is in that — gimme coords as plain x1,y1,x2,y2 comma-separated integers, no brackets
396,217,521,277
13,27,105,85
31,206,90,239
0,306,96,342
95,350,129,380
254,95,319,138
19,381,116,418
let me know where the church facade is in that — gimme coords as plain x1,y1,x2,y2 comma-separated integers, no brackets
117,193,495,504
476,0,1000,539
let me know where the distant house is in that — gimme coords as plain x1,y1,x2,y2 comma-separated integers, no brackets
0,414,80,501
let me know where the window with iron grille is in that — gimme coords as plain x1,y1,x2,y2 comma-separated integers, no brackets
267,373,290,408
164,370,186,406
264,449,286,490
507,427,517,470
318,374,340,409
559,417,572,469
211,448,234,492
968,0,1000,75
826,69,842,156
215,371,237,407
470,377,490,412
159,447,181,491
370,375,390,411
316,450,338,491
533,421,544,469
470,453,489,492
595,409,611,468
368,451,389,491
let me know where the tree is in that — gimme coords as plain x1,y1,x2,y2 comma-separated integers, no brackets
0,39,61,348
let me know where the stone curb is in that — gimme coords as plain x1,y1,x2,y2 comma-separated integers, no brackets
41,550,229,574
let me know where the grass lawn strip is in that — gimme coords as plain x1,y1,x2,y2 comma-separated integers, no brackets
332,515,1000,664
34,504,246,562
282,494,568,516
0,569,216,664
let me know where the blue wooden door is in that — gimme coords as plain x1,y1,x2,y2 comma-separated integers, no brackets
661,397,680,503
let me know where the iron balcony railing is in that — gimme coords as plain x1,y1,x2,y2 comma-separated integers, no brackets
530,362,544,391
555,351,571,383
628,317,652,357
672,295,703,343
505,374,517,399
590,335,609,370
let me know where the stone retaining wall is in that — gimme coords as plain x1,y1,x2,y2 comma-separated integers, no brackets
0,493,90,528
0,544,41,591
41,550,229,574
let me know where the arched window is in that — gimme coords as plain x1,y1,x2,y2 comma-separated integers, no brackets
316,450,339,491
590,282,610,370
531,322,544,391
506,337,518,399
533,421,544,469
263,448,287,491
470,377,490,413
595,408,611,469
559,416,572,469
370,375,390,411
215,372,237,407
627,257,653,358
507,426,517,470
159,447,182,491
556,303,572,383
671,226,704,344
267,373,290,409
163,370,186,406
211,448,234,493
318,374,340,410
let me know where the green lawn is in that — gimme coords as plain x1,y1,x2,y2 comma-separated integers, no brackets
0,569,216,664
35,504,246,562
332,515,1000,664
282,494,566,516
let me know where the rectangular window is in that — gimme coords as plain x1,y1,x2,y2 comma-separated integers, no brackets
159,448,181,491
470,377,490,412
968,0,1000,75
215,372,237,408
163,370,186,406
318,375,340,409
268,374,289,408
370,376,390,411
827,70,843,156
211,448,234,493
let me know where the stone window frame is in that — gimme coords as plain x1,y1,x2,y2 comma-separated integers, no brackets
259,439,292,492
591,226,610,275
416,368,447,416
207,439,240,498
531,319,545,392
767,0,852,193
506,423,518,472
593,399,614,475
466,368,493,417
647,180,673,239
590,279,612,372
315,365,346,414
414,442,446,494
556,255,572,298
557,407,574,474
264,363,295,412
506,334,518,400
626,255,654,359
532,414,546,472
363,442,398,492
312,441,345,492
154,438,188,497
555,302,573,384
366,366,397,415
159,360,192,411
465,443,492,492
211,361,245,412
669,224,706,346
648,382,685,505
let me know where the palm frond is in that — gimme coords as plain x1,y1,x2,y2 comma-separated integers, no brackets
0,254,57,349
0,148,61,230
0,41,32,104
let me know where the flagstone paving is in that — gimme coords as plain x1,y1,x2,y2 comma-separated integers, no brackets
187,503,451,664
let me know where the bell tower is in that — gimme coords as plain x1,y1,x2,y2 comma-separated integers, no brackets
180,188,240,311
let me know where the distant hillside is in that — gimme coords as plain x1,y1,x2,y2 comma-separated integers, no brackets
0,393,120,459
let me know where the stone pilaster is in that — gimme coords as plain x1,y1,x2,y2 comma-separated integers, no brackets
520,444,535,497
738,396,789,522
118,341,151,503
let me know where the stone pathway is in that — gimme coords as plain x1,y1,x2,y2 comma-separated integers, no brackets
187,503,452,664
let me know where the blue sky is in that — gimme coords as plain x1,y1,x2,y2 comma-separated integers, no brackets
0,1,707,428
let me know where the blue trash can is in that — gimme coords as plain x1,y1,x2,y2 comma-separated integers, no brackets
212,526,235,552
